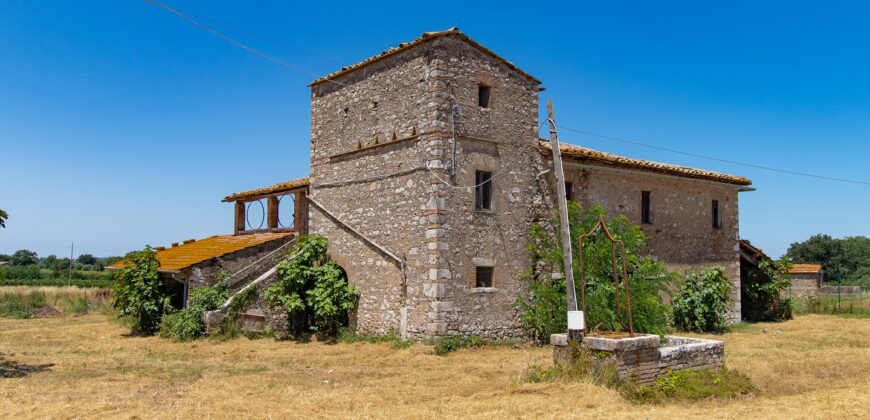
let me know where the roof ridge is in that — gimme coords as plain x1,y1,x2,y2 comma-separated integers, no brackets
540,140,752,186
310,28,541,86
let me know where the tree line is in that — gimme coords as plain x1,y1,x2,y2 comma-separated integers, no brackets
784,234,870,285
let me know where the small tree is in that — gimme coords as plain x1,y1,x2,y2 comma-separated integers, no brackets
264,235,359,337
10,249,38,266
0,209,7,228
672,267,732,333
112,247,173,335
742,259,792,322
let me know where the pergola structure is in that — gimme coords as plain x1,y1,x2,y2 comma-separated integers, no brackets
222,177,309,236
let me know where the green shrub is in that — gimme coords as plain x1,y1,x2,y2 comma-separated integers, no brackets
516,203,673,341
264,235,359,337
112,247,173,335
189,284,229,312
742,259,792,322
159,309,205,341
672,267,732,333
159,284,228,341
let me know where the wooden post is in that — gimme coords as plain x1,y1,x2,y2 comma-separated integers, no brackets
294,191,307,234
234,201,246,235
267,196,279,230
547,100,580,340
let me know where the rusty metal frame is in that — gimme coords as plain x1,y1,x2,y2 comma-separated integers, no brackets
577,214,635,336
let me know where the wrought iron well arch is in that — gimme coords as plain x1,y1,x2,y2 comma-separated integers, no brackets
577,214,635,336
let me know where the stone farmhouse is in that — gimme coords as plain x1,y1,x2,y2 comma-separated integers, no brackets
124,28,757,339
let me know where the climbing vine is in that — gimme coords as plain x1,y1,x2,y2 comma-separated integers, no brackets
742,260,792,322
264,235,359,337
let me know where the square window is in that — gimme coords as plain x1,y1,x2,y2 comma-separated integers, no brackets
641,191,652,224
478,84,491,108
475,171,493,211
475,266,494,288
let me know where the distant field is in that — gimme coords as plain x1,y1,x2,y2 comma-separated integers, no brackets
0,311,867,418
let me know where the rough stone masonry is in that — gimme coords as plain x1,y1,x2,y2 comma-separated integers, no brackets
288,28,753,339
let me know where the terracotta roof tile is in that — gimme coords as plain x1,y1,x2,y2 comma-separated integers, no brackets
310,27,541,87
109,232,294,272
540,140,752,186
223,177,309,202
789,263,823,274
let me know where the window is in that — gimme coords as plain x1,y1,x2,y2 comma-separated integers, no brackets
712,200,721,229
478,84,491,108
641,191,652,224
475,266,494,288
565,182,574,201
475,171,493,211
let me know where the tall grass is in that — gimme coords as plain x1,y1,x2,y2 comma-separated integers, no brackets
0,286,112,318
791,295,870,318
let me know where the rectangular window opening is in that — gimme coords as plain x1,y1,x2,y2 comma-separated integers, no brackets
712,200,721,229
475,171,493,211
641,191,652,224
475,266,494,288
565,182,574,201
478,84,491,108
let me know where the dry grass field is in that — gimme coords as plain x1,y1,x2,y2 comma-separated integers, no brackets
0,311,868,419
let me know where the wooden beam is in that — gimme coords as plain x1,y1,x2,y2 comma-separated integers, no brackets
267,196,279,229
234,201,246,235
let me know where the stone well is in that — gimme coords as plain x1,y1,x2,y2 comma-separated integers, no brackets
551,333,724,386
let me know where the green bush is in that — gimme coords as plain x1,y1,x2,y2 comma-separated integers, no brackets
264,235,359,337
672,267,732,332
159,309,206,341
516,203,673,341
159,284,228,341
112,247,173,335
742,259,792,322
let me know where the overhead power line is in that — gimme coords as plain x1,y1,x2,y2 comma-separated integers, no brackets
143,0,348,87
558,125,870,187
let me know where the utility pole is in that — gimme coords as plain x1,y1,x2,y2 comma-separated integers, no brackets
68,242,74,287
547,100,582,340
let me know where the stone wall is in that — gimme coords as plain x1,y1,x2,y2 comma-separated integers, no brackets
562,164,743,320
183,236,296,300
434,36,550,338
551,333,725,386
305,31,748,338
309,39,442,337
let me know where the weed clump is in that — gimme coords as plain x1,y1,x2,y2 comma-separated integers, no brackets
621,368,756,403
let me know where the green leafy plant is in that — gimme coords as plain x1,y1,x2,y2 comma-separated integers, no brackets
112,247,173,335
160,284,228,341
621,368,756,403
264,235,359,337
672,267,732,332
516,203,673,342
742,259,792,322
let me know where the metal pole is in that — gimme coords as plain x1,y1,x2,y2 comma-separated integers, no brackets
546,100,580,340
68,242,74,286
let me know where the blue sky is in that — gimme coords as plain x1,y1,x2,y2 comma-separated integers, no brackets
1,1,868,259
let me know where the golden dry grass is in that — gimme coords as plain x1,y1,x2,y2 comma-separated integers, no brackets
0,314,867,419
